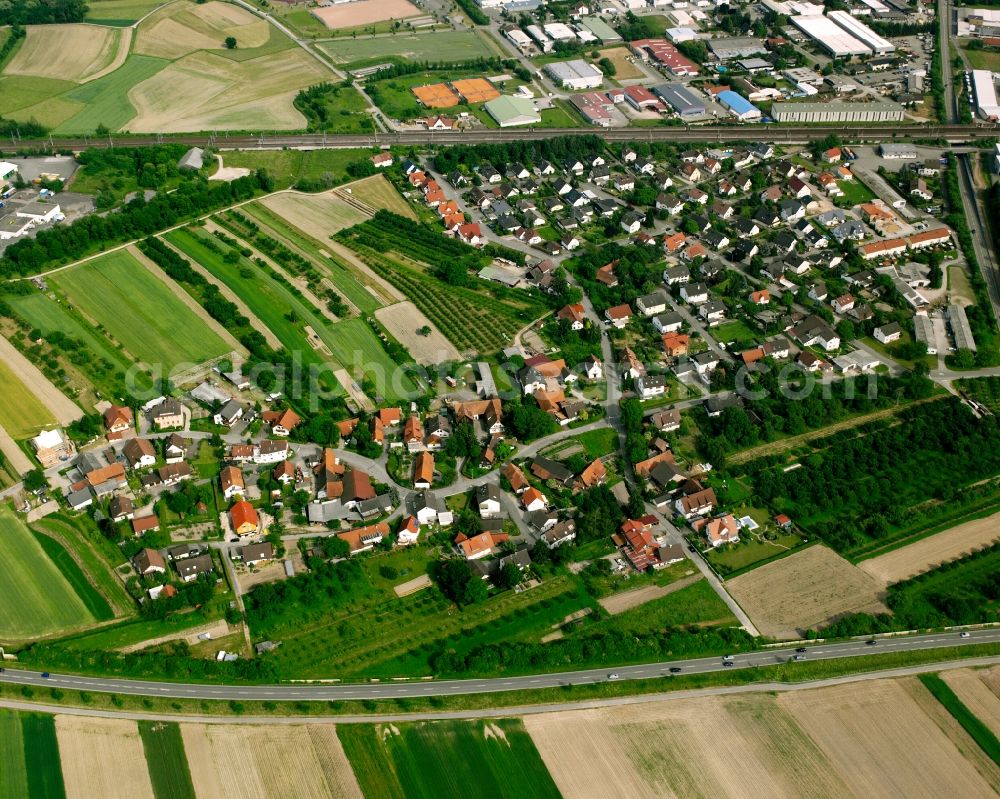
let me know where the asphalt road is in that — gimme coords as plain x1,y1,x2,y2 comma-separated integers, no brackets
4,124,999,154
1,628,995,702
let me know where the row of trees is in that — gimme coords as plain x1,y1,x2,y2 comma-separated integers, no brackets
0,0,86,25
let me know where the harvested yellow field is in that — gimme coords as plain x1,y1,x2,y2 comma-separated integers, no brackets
726,544,888,639
4,24,126,83
125,48,326,132
599,47,646,80
55,716,155,799
942,667,1000,738
341,174,416,219
375,301,461,364
311,0,419,30
260,191,368,240
182,723,363,799
859,513,1000,584
135,0,270,60
781,678,1000,798
526,694,852,799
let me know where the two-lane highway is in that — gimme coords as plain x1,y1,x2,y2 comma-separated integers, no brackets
1,628,996,702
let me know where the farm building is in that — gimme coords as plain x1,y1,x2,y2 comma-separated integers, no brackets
484,96,541,127
545,59,604,90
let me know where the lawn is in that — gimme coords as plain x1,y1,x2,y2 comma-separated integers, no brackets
574,427,619,460
0,357,56,439
0,507,96,640
0,710,29,799
33,531,114,621
836,177,877,206
139,721,196,799
21,713,65,799
318,29,495,66
51,249,230,369
539,101,582,128
220,148,372,190
338,719,560,799
704,531,808,577
711,319,758,349
51,55,169,134
962,47,1000,72
54,612,222,652
326,316,420,400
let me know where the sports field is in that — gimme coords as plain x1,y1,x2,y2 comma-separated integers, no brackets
338,719,560,799
51,250,230,369
0,358,57,439
0,507,95,641
319,29,494,66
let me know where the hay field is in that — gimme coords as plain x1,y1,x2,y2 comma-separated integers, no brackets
942,667,1000,738
259,191,369,240
0,357,57,439
4,24,127,83
135,1,270,60
726,544,889,639
342,174,416,219
781,678,1000,798
859,512,1000,585
125,48,326,132
56,716,155,799
52,249,230,369
182,723,363,798
312,0,419,30
0,507,95,641
375,301,461,364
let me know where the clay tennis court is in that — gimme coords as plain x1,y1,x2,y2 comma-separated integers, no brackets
412,82,459,108
451,77,499,104
311,0,419,30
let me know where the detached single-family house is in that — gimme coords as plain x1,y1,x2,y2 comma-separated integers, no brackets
874,322,903,344
220,465,245,500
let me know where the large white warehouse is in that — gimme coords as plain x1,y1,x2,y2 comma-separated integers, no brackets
827,11,895,54
791,14,871,56
972,69,1000,121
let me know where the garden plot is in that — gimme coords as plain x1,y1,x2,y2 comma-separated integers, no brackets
56,716,155,799
726,544,889,639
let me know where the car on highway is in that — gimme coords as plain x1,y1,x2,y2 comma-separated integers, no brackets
41,672,50,678
960,632,971,638
795,647,808,653
793,655,806,661
722,654,734,661
669,667,682,673
607,673,620,680
866,639,877,646
723,661,734,667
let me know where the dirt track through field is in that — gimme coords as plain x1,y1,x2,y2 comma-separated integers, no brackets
128,245,247,355
182,723,363,798
56,715,155,799
0,335,82,424
157,237,282,350
599,575,701,616
859,512,1000,585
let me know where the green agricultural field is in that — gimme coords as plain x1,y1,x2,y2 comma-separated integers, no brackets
0,710,29,799
33,532,114,621
318,29,495,66
338,719,560,799
85,0,169,25
0,358,56,439
0,507,96,640
139,721,196,799
164,227,346,391
53,612,222,652
0,76,76,118
21,714,65,799
219,148,372,189
51,249,230,369
48,56,169,134
32,515,134,615
327,317,419,400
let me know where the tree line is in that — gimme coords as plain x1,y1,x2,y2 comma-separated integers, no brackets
0,0,86,25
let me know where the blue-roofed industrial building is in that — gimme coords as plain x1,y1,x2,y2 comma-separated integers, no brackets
717,90,761,121
652,83,705,119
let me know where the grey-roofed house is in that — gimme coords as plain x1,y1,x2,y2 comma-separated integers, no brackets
178,147,204,171
176,553,214,582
